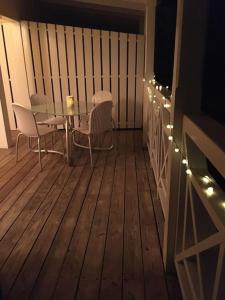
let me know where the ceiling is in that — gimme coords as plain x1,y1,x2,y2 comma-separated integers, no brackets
40,0,146,14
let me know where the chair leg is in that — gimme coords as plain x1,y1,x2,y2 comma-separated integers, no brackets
88,135,93,167
44,136,47,152
28,137,32,150
16,133,23,163
38,137,42,170
52,133,54,149
111,129,114,149
61,131,65,155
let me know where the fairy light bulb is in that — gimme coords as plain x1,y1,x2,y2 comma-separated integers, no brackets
202,176,210,184
182,159,188,165
186,169,192,175
166,86,169,89
206,186,214,196
168,136,173,141
166,124,173,129
156,86,159,90
164,103,171,108
221,203,225,209
142,78,146,82
159,86,162,91
149,80,152,84
175,148,179,153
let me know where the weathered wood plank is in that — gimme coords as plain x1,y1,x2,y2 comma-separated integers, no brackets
0,159,63,270
0,163,72,297
52,136,110,299
134,131,168,300
7,150,86,299
123,131,145,300
76,140,116,300
99,131,126,300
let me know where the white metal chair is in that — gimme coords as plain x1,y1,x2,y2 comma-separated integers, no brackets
79,90,114,129
30,94,65,126
12,103,64,170
92,90,112,104
73,101,113,167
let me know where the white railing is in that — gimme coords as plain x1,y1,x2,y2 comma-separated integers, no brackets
144,81,172,217
175,115,225,300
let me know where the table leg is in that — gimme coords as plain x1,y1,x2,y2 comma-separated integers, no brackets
65,116,70,164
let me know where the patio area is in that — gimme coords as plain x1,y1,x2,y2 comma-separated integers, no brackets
0,130,180,300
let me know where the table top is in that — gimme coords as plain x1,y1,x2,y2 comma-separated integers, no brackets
31,100,94,116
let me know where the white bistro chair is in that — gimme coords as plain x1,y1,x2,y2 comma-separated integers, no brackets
12,103,63,170
30,94,65,126
92,90,112,104
73,101,113,167
80,90,113,126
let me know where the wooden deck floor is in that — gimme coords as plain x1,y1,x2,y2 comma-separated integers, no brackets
0,130,179,300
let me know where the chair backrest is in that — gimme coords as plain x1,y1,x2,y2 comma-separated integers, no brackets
89,101,112,135
12,103,39,137
30,94,50,122
92,90,112,104
30,94,49,105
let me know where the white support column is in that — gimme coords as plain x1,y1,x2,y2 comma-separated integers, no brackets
0,65,12,148
143,0,156,144
163,0,210,271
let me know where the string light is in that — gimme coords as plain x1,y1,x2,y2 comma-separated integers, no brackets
146,85,225,210
142,78,146,82
149,80,152,84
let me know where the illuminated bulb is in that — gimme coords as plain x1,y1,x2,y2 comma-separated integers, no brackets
206,186,214,196
168,136,173,141
182,159,188,165
149,80,152,84
166,86,169,89
162,96,165,100
164,104,171,108
142,78,146,82
154,95,156,98
175,148,179,153
221,203,225,209
153,75,155,78
202,176,210,184
156,86,159,90
159,85,162,91
153,100,156,104
166,124,173,129
186,169,192,175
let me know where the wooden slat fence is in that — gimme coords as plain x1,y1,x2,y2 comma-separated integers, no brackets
0,21,144,129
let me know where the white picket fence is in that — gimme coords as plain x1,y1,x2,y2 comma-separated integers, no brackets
0,21,144,130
